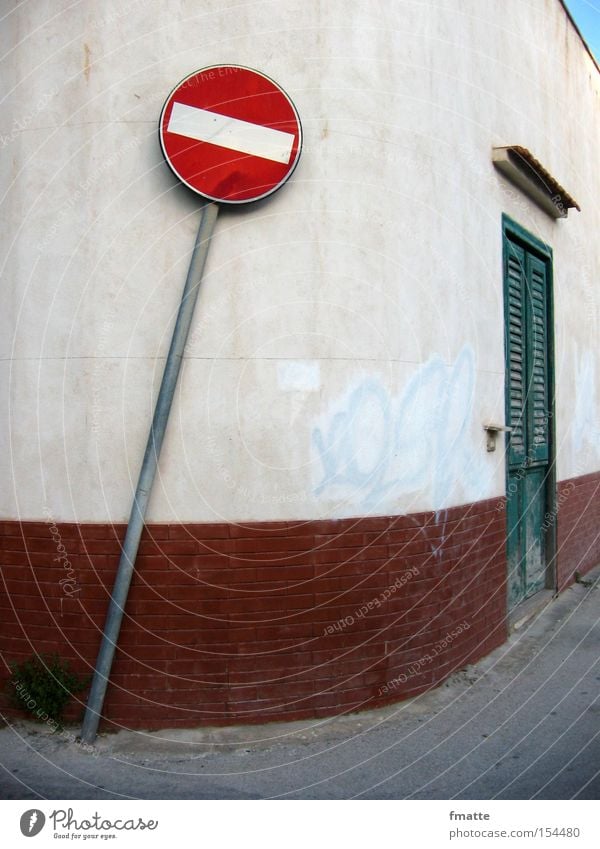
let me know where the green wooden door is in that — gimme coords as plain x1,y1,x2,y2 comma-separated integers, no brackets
503,219,553,610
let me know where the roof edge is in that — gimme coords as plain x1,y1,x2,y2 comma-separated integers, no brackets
558,0,600,75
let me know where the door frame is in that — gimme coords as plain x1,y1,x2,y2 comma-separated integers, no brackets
501,214,557,606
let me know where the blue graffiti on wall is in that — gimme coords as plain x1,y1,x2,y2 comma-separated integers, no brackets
313,346,485,510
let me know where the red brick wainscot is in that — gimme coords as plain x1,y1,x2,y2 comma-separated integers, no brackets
2,497,511,730
556,471,600,590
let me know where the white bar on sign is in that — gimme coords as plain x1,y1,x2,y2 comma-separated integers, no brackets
167,102,295,164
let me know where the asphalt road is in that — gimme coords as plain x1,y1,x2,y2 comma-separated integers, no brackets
1,570,599,800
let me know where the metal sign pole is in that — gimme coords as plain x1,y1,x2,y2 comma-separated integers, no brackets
81,201,219,745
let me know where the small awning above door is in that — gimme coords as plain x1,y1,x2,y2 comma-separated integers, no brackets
492,145,580,219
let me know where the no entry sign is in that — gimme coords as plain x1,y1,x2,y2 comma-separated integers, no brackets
83,66,302,745
159,65,302,204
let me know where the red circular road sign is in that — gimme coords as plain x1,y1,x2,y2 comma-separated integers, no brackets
159,65,302,204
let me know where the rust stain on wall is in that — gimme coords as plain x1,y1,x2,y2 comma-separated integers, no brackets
83,43,91,83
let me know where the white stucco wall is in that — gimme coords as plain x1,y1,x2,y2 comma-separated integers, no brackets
1,0,599,523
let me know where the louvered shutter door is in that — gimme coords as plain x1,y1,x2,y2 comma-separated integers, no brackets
506,241,527,467
526,255,550,462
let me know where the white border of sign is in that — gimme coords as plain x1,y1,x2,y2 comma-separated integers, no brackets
158,64,303,205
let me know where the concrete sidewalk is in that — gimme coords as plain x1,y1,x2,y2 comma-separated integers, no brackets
1,569,599,800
